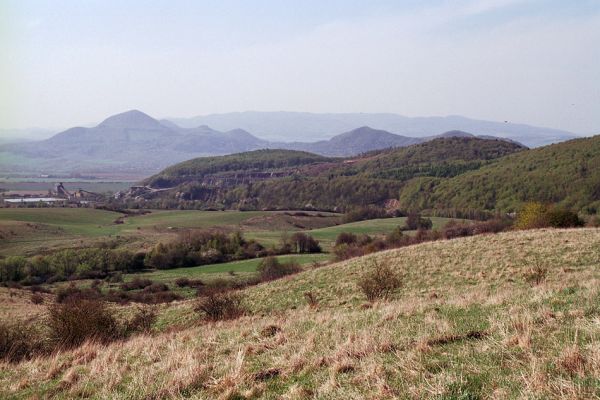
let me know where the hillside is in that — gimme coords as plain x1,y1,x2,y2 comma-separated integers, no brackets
0,110,269,175
138,137,524,210
146,149,335,188
169,111,579,147
274,126,423,156
0,109,571,177
2,228,599,398
398,135,600,213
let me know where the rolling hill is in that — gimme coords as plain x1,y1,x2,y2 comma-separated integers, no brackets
0,109,575,177
0,110,269,175
273,126,422,156
2,228,599,398
135,134,600,214
136,137,525,211
169,111,579,147
397,135,600,213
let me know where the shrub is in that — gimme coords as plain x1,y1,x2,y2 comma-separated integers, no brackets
405,212,433,230
257,257,301,281
517,203,583,229
55,284,102,303
385,227,408,246
125,306,157,334
121,278,153,291
335,232,358,246
194,291,246,321
287,233,321,253
142,282,170,293
515,202,550,229
0,322,46,362
175,277,190,287
30,292,44,305
546,209,583,228
48,298,122,348
333,243,367,261
357,260,402,301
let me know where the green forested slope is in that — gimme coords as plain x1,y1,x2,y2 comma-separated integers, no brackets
398,135,600,213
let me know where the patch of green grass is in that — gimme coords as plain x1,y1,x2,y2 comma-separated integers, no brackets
247,217,465,250
125,253,329,287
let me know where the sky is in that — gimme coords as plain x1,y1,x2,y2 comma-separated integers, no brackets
1,0,600,135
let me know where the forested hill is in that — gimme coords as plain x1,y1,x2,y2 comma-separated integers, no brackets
133,137,525,211
145,149,335,188
332,136,524,180
397,135,600,213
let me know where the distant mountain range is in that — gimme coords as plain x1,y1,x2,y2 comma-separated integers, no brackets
169,111,579,147
0,109,579,176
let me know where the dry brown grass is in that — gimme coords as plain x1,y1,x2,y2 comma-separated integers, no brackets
1,228,599,398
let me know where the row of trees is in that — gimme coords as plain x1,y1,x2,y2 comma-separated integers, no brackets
0,231,322,285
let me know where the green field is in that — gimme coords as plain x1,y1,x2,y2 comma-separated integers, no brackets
247,216,464,250
0,208,461,256
122,253,330,298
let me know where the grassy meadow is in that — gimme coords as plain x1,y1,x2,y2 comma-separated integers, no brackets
1,228,599,398
0,208,458,256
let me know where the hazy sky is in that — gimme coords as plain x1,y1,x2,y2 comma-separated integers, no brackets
1,0,599,134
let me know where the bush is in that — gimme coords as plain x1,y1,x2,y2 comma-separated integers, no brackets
125,306,157,334
287,233,321,253
357,260,402,301
121,278,153,291
0,322,46,362
194,291,246,321
257,257,301,281
516,203,583,229
48,298,122,348
142,282,169,293
175,277,190,287
405,212,433,230
55,284,102,303
30,292,44,305
515,202,550,229
335,232,358,246
333,243,367,261
546,209,583,228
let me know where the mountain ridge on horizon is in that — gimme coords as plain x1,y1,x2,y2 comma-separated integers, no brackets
168,110,580,147
0,109,578,176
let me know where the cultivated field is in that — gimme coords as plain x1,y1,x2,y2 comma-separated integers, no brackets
1,228,599,399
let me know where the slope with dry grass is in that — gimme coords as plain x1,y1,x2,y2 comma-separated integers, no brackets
1,228,599,399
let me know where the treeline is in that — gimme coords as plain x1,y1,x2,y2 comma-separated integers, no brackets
0,231,321,285
333,217,511,261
